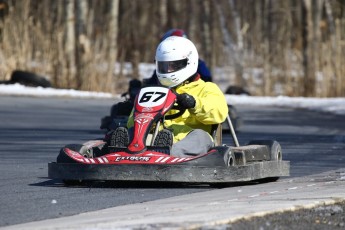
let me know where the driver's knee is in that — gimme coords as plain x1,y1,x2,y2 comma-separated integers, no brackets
170,129,213,157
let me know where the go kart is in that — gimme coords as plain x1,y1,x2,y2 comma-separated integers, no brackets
48,86,289,185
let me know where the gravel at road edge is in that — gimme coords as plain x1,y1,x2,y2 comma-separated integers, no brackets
205,199,345,230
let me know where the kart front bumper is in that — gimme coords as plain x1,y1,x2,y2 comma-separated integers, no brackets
48,161,290,184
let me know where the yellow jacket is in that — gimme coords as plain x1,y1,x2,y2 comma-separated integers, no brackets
128,79,228,143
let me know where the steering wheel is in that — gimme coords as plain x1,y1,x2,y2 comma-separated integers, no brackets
164,104,186,120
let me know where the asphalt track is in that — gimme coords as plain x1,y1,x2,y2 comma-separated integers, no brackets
0,95,345,229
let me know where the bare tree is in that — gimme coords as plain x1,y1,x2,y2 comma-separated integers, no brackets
64,0,76,89
104,0,120,93
263,0,272,96
214,0,246,88
228,0,245,88
324,0,341,96
201,0,212,72
0,0,344,97
187,0,197,40
131,1,140,79
336,0,345,96
158,0,168,31
51,1,65,88
76,0,90,90
302,0,317,97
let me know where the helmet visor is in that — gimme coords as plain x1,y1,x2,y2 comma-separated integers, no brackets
157,58,188,74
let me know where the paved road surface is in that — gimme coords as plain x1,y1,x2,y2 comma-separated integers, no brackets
0,95,344,229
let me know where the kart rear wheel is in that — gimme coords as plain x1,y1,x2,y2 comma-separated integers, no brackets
225,150,236,167
247,140,282,161
247,140,282,183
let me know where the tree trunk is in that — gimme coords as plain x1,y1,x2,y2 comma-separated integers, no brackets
105,0,119,93
324,0,340,97
159,0,168,30
201,0,212,73
335,18,344,96
263,0,272,96
64,0,76,89
229,0,245,88
76,0,90,90
187,0,197,40
214,0,245,88
283,0,294,96
302,0,316,97
52,1,65,88
130,1,139,80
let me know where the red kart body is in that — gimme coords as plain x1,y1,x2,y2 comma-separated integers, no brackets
59,86,219,165
62,139,214,165
127,86,175,153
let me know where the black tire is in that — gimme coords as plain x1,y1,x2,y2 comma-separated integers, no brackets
225,85,250,95
269,141,282,161
56,144,85,186
247,140,282,183
57,144,85,163
110,127,129,147
57,145,99,186
10,70,51,88
224,148,236,167
247,140,282,161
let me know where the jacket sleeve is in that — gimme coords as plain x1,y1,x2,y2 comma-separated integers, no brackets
190,83,228,125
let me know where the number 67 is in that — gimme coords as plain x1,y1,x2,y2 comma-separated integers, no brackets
139,91,166,103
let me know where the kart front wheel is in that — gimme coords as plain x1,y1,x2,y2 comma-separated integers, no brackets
57,144,91,163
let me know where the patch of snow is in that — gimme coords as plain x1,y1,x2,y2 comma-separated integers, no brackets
1,83,344,116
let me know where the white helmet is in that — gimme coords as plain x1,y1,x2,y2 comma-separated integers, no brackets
155,36,199,88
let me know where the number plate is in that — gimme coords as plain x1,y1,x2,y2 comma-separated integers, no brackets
137,87,169,107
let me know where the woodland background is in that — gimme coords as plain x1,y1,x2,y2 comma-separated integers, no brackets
0,0,344,97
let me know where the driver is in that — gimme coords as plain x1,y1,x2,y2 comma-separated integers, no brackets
124,36,228,157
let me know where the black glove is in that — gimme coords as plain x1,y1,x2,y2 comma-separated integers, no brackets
176,93,196,109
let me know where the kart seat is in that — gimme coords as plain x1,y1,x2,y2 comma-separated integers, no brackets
211,114,240,147
211,123,222,146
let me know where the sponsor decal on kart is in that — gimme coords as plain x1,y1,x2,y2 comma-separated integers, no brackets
134,113,154,121
142,107,153,112
115,156,151,162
